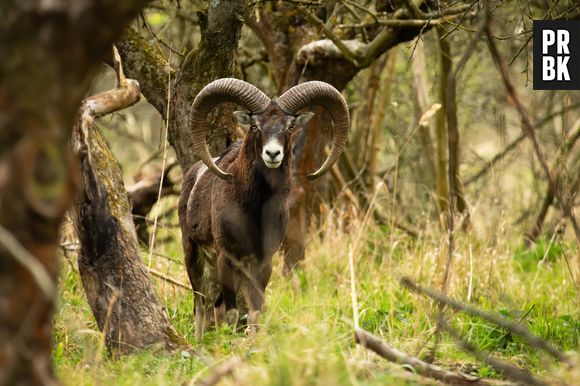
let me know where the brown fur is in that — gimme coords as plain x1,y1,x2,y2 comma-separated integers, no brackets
178,103,298,337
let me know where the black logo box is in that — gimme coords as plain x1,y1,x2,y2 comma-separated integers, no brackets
533,20,580,90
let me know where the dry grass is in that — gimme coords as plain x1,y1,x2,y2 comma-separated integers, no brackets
53,195,579,385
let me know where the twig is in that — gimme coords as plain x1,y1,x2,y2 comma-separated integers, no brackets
442,322,547,386
298,7,363,67
440,0,478,40
525,125,580,245
355,329,494,385
248,0,321,7
343,0,379,23
0,224,56,300
486,13,580,244
194,356,244,386
400,277,573,364
141,13,184,58
147,3,198,24
465,101,580,186
147,45,173,268
147,267,190,290
338,17,458,28
465,133,526,186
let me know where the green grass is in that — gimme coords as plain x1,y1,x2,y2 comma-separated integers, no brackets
53,208,580,385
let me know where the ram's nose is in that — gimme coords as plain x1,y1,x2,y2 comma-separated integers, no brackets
262,140,284,168
265,149,281,161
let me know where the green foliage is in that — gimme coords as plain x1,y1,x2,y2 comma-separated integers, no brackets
53,213,580,385
514,237,564,270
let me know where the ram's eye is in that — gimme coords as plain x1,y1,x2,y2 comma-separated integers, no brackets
251,124,260,131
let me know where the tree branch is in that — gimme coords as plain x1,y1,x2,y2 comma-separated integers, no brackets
486,18,580,244
400,277,572,364
0,224,56,300
116,27,172,116
355,329,496,385
442,322,547,386
194,356,244,386
298,8,364,67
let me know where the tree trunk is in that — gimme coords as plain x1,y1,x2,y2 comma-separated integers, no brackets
435,28,451,221
128,162,178,244
367,52,398,193
70,49,187,354
0,0,147,383
169,0,246,171
442,31,470,229
412,39,436,192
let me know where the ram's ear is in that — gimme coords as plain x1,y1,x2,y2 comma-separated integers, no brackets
295,111,314,126
233,111,252,126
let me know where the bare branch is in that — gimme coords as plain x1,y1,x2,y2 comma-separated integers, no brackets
355,329,496,385
194,356,244,386
84,46,142,119
486,19,580,243
147,267,191,290
442,322,548,386
0,224,56,300
298,8,364,67
400,277,573,364
465,101,580,186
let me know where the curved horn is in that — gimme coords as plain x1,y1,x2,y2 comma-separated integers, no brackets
190,78,271,179
276,81,350,180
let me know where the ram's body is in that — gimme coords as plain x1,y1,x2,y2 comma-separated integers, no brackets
183,140,290,262
178,78,349,339
178,137,290,327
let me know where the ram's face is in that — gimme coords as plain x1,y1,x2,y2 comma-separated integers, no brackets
234,107,313,169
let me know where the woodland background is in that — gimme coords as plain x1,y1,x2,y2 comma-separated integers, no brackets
0,0,579,385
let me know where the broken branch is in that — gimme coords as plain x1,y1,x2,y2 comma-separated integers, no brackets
400,277,572,364
442,322,547,386
355,328,494,385
194,356,244,386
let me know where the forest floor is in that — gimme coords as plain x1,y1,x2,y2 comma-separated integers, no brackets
54,204,580,385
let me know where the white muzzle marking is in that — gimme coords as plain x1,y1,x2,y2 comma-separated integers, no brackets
262,139,284,168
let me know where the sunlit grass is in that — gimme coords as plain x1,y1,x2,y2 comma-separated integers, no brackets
53,202,579,385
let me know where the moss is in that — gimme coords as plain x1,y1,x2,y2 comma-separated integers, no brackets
87,125,132,220
117,28,172,114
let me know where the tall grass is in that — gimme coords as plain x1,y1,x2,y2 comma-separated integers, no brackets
54,198,579,385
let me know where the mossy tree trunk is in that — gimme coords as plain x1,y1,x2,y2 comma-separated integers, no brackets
0,1,147,384
70,50,187,354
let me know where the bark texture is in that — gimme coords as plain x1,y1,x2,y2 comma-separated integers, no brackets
70,50,186,354
73,128,185,353
0,1,147,384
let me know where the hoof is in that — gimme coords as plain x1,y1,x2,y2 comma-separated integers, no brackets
214,306,225,326
245,324,259,335
245,310,261,335
226,309,239,326
248,310,261,325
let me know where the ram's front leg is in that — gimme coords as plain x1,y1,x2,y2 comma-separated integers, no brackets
217,253,240,327
183,238,208,340
245,263,272,334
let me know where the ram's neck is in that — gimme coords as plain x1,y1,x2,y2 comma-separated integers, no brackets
231,147,290,209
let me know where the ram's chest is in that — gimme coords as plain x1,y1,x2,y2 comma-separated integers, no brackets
215,195,288,261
